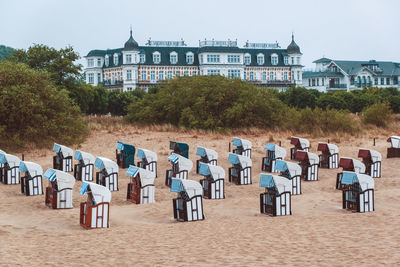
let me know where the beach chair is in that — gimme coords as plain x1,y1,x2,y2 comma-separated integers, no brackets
336,157,365,190
95,157,119,191
165,153,193,187
232,137,252,158
74,150,95,181
262,143,287,172
116,141,135,169
358,148,381,178
198,162,225,199
317,142,339,169
228,153,252,185
170,141,189,159
126,165,155,204
137,148,157,178
274,160,302,195
44,169,75,209
79,182,111,229
290,136,309,160
295,151,319,181
387,136,400,158
52,143,73,172
19,161,43,196
0,152,20,184
171,179,204,222
341,171,374,213
259,174,292,216
196,146,218,174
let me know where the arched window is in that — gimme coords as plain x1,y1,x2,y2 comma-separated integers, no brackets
139,54,146,63
271,54,278,65
153,52,161,64
113,54,119,65
284,56,288,65
244,53,251,65
257,53,264,65
170,52,178,64
186,52,194,64
105,55,109,67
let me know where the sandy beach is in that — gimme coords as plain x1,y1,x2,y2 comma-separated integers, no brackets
1,129,400,266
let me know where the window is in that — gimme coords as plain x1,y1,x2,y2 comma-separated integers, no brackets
111,73,115,83
184,70,189,76
228,69,241,78
297,71,300,80
207,69,220,75
308,79,311,86
186,53,194,64
269,72,274,80
322,78,324,86
97,73,101,83
153,52,160,64
192,70,197,76
249,72,254,81
170,52,178,64
312,79,315,86
291,57,294,65
105,55,109,67
159,71,164,80
117,72,121,81
317,78,319,86
167,71,173,79
284,56,288,65
97,58,102,67
262,72,267,81
257,54,264,65
140,54,146,63
126,54,132,64
284,72,288,81
207,54,220,63
150,70,155,81
88,73,94,84
381,78,384,85
127,87,132,91
228,55,240,63
141,71,147,80
113,54,119,65
271,54,278,65
244,54,251,65
127,70,132,81
374,78,378,85
296,57,300,65
387,77,390,85
88,59,94,67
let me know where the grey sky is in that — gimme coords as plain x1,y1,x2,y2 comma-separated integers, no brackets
1,0,399,68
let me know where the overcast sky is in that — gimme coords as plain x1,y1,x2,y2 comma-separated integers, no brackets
1,0,399,68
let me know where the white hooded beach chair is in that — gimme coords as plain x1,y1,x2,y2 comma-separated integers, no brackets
198,162,225,199
228,153,252,185
137,148,158,177
19,161,43,196
0,152,21,184
232,137,252,158
165,153,193,187
290,136,310,160
387,136,400,158
259,174,292,216
0,149,5,169
171,179,204,222
196,146,218,174
274,160,302,195
52,143,73,172
341,172,374,213
126,165,155,204
295,151,319,181
79,182,111,229
74,150,95,181
358,148,381,178
95,157,119,191
262,143,287,172
317,142,339,169
336,157,366,190
44,169,75,209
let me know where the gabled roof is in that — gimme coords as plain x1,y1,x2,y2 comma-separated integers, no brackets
330,60,400,76
313,57,331,63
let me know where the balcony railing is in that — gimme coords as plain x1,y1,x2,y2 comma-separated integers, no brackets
102,80,123,87
354,82,372,88
328,84,347,89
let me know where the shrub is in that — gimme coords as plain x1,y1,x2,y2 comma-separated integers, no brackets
362,102,392,127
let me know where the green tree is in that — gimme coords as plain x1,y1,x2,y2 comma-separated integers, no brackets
0,45,15,60
279,86,319,109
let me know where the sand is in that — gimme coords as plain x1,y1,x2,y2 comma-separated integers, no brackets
1,129,400,266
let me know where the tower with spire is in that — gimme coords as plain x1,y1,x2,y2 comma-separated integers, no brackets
121,27,140,90
287,33,303,85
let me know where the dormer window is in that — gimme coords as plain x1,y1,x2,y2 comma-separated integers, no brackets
97,58,102,67
244,54,251,65
126,54,132,64
284,56,288,65
87,58,94,67
186,52,194,64
140,54,146,63
271,54,278,65
170,52,178,64
153,52,161,64
113,54,119,65
105,55,109,67
257,53,264,65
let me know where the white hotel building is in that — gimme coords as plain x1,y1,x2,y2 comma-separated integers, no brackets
84,30,303,91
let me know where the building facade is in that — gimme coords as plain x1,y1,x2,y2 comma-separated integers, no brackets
84,30,303,91
303,58,400,92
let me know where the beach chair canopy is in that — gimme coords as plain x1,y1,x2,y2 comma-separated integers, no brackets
233,137,252,149
0,149,5,154
168,153,193,172
80,182,111,204
95,157,119,174
339,157,366,173
126,165,156,186
264,143,287,159
228,153,252,168
170,141,189,158
116,141,135,155
341,171,374,191
196,146,218,161
137,148,158,162
358,148,382,163
0,152,21,168
198,162,225,180
53,143,73,158
387,136,400,148
274,160,302,177
295,151,320,165
74,150,95,165
171,179,203,198
317,142,339,155
19,161,43,176
290,136,310,149
259,174,292,194
43,168,75,190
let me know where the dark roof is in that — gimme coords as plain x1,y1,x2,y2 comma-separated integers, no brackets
123,30,139,51
241,48,289,67
332,60,400,76
302,71,344,78
313,57,331,63
139,46,199,66
286,34,301,54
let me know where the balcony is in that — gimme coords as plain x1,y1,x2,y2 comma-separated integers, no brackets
328,83,347,89
102,80,123,88
353,82,373,88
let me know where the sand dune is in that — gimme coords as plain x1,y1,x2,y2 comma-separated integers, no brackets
1,130,400,266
